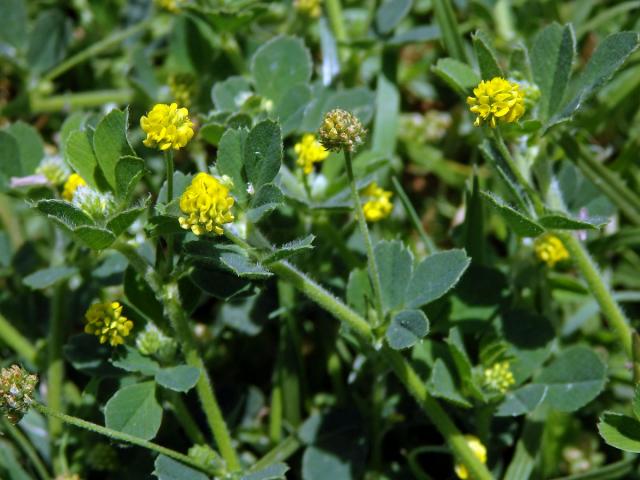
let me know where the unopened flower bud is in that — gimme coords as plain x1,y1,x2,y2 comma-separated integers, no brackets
188,444,225,474
72,186,116,222
37,156,70,186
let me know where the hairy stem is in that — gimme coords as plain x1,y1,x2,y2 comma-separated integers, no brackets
30,89,134,113
113,243,240,471
164,150,175,274
33,403,214,475
168,392,206,445
41,20,152,83
556,231,632,357
224,228,493,479
492,129,544,216
1,418,52,480
325,0,348,62
0,313,37,364
391,176,437,254
343,149,385,323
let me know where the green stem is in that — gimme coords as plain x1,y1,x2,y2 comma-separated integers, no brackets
432,0,467,62
224,228,492,478
503,419,543,480
0,194,24,248
492,129,544,216
47,283,65,450
343,149,385,324
382,347,493,480
113,243,240,471
268,261,373,339
325,0,348,62
391,176,437,254
30,89,134,113
249,435,302,472
556,231,632,357
47,229,67,471
0,312,37,364
220,33,247,74
164,150,175,274
269,377,283,444
559,134,640,226
168,393,206,445
1,418,52,480
249,260,492,479
41,19,152,83
164,285,240,471
32,403,214,475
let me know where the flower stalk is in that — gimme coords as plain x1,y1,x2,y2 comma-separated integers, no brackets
32,403,215,475
113,242,240,471
223,229,493,480
555,231,632,357
343,149,385,324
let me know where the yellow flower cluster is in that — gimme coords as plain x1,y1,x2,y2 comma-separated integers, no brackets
455,435,488,480
535,233,569,267
483,361,516,393
84,302,133,347
295,0,322,18
155,0,184,12
361,182,393,222
467,77,525,128
295,134,329,175
179,173,235,236
62,173,86,201
140,103,194,151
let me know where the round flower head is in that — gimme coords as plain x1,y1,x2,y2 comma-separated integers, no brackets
535,233,569,267
140,103,194,151
84,301,133,347
295,134,329,175
0,365,38,424
318,109,366,152
454,435,487,479
62,173,86,201
37,156,70,186
361,182,393,222
467,77,525,128
155,0,185,12
295,0,322,18
179,172,235,236
483,361,515,393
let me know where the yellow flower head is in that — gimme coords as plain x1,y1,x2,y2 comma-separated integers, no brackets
295,0,322,18
455,435,488,480
62,173,86,201
535,233,569,267
179,173,235,236
467,77,525,128
84,302,133,347
140,103,194,151
155,0,184,12
483,361,515,393
361,182,393,222
295,134,329,175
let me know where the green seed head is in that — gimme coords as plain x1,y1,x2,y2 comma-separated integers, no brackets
318,109,366,153
0,365,38,424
